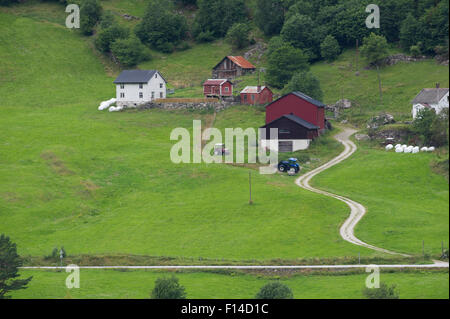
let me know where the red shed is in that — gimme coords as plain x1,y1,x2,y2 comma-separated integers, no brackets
203,79,233,98
265,92,326,131
240,86,273,105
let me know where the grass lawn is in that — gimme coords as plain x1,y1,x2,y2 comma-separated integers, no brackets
312,49,450,123
10,269,449,299
313,141,449,257
0,12,374,262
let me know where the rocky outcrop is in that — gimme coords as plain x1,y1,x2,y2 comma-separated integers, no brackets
367,113,395,130
382,54,427,66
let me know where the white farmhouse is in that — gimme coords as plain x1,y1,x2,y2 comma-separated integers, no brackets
114,70,167,107
412,85,449,119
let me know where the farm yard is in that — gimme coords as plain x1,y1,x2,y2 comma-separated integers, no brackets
0,0,449,300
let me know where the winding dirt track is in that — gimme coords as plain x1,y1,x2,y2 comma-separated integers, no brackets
296,128,410,257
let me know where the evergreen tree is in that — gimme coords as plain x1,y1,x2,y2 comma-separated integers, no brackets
0,234,32,299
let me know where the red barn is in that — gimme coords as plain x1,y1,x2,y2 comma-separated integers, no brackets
203,79,233,98
240,86,273,105
265,92,326,131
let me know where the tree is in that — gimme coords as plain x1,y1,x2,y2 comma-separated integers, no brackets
266,44,309,89
80,0,102,36
280,14,321,60
135,0,187,53
413,108,449,147
320,35,340,61
111,37,150,67
194,0,247,39
151,276,186,299
95,24,129,53
255,282,293,299
0,0,19,5
363,282,399,299
283,71,323,101
226,23,251,49
400,13,423,51
0,234,32,299
360,33,389,66
254,0,285,36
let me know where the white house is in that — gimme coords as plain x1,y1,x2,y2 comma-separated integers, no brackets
412,85,449,119
114,70,167,107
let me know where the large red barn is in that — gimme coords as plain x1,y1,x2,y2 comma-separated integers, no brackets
265,92,326,131
240,86,273,105
203,79,233,98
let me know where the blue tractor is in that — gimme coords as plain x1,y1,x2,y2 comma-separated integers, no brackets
278,158,301,174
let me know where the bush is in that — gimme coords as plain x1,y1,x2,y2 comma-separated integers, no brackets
79,0,102,36
413,108,448,147
111,37,150,67
320,35,340,61
151,276,186,299
95,25,129,53
282,71,323,101
195,30,215,43
410,45,422,58
255,282,293,299
226,23,251,49
363,282,399,299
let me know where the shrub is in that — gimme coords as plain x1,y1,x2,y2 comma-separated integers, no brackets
320,35,340,61
360,33,389,66
410,45,422,58
363,282,399,299
412,108,448,147
79,0,102,36
195,30,215,43
255,282,293,299
151,276,186,299
95,25,129,53
111,37,150,67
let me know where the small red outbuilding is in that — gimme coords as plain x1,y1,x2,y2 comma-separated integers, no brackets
203,79,233,98
240,86,273,105
265,92,326,131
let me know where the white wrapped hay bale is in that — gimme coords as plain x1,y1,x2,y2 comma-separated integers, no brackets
395,144,401,149
427,147,435,152
385,144,394,151
98,98,117,111
420,147,428,152
412,147,420,154
395,147,404,153
404,146,413,153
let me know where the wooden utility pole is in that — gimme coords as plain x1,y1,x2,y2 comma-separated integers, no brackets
377,65,383,105
249,171,253,205
355,39,359,72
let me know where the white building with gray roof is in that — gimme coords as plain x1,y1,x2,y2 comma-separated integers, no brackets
412,84,449,119
113,70,167,107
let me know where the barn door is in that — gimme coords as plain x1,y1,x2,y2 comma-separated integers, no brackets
278,141,293,152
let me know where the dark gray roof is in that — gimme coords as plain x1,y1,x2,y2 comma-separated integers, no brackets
412,88,449,104
113,70,160,84
291,92,326,108
262,114,319,130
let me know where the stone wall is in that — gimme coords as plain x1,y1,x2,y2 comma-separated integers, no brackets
136,100,238,112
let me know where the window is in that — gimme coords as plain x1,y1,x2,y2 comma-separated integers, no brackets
280,129,290,134
251,95,255,101
120,84,124,89
155,74,158,78
139,92,143,99
139,84,143,89
120,93,125,98
151,92,155,99
243,95,247,102
224,87,229,92
160,92,163,98
160,83,163,89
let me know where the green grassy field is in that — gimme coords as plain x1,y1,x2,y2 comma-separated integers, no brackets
313,141,449,257
0,4,448,267
0,12,376,262
11,269,449,299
